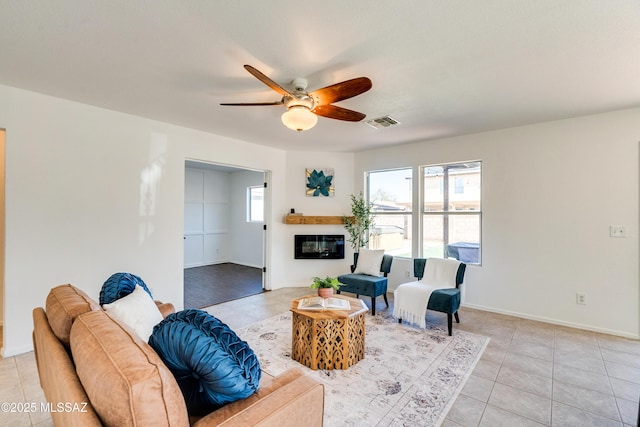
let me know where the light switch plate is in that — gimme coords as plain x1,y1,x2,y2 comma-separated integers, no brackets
609,226,626,238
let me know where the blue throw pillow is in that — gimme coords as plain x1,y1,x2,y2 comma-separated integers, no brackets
99,272,153,305
148,309,261,415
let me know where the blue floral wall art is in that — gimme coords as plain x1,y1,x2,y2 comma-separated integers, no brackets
306,168,335,197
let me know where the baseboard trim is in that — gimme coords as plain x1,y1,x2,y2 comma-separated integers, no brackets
462,302,640,340
228,261,263,269
184,260,230,269
2,343,33,358
185,261,263,270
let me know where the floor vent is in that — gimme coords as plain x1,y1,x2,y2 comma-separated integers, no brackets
364,115,400,129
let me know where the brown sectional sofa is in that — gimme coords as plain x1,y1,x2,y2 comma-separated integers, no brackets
32,284,325,426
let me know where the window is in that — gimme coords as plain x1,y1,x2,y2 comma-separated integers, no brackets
367,168,413,257
423,161,481,264
247,185,264,222
365,162,481,263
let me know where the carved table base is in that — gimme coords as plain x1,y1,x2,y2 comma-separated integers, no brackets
290,295,368,370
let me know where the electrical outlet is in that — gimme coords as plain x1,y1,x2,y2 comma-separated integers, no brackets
405,270,411,278
576,293,587,305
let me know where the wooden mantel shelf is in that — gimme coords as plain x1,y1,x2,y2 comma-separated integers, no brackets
284,215,350,225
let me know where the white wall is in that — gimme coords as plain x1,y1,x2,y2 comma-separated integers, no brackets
0,84,291,356
356,108,640,338
229,169,264,268
0,129,4,331
279,151,356,286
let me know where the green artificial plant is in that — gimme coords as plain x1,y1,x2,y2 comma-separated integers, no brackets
310,276,341,290
343,191,375,252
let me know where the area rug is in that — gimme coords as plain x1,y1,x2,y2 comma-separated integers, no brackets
236,311,489,427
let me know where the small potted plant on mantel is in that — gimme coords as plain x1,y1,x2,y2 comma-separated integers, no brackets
310,276,341,298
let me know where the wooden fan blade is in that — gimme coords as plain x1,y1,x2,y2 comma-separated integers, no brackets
220,101,283,106
308,77,372,106
312,104,366,122
244,65,293,97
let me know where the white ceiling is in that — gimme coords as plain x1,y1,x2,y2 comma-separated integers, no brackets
1,1,639,153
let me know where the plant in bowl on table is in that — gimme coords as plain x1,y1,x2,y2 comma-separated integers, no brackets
310,276,340,298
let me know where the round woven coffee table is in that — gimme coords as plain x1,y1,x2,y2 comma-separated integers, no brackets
290,294,368,370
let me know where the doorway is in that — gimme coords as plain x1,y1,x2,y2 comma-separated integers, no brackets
183,160,268,308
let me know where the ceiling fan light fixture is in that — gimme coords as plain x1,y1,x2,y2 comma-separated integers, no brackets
222,65,371,130
281,106,317,132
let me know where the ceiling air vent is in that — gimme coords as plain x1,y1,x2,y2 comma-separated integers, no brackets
364,115,400,129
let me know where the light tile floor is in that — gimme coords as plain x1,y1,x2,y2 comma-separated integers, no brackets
2,288,639,426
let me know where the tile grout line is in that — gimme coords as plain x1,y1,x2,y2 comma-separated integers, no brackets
596,332,627,425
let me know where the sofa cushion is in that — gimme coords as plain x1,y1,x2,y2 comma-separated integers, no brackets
70,310,189,426
45,284,100,348
32,307,103,427
102,284,163,341
149,309,262,416
99,272,152,305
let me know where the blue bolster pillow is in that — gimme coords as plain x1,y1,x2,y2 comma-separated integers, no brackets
99,272,152,305
148,309,261,415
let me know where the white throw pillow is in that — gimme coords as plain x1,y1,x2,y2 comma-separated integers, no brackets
354,249,385,276
102,284,164,341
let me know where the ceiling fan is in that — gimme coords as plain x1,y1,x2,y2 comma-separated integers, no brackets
221,65,372,132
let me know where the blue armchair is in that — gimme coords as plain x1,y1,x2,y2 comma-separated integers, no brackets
394,258,466,335
337,253,393,315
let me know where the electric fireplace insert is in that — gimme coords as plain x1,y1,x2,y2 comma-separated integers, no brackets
294,235,345,259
